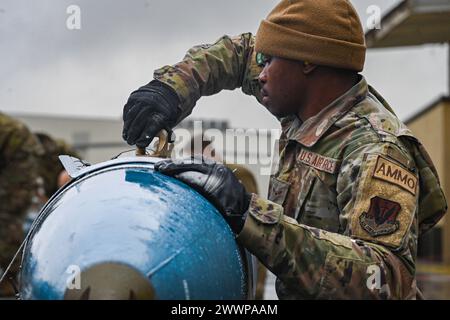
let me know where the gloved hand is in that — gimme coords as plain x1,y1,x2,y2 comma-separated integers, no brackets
122,80,181,148
154,157,252,234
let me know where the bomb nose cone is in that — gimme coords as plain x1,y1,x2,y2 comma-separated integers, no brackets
21,158,252,300
64,262,155,300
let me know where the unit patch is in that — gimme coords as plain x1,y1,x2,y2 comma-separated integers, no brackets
298,149,338,174
359,196,401,236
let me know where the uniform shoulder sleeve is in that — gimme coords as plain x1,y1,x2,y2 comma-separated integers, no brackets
337,141,418,250
153,33,262,121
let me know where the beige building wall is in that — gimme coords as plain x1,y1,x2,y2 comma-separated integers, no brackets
407,99,450,264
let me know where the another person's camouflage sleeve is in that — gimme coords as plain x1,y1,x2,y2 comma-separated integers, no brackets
237,142,419,299
0,115,43,276
153,33,262,121
0,117,43,217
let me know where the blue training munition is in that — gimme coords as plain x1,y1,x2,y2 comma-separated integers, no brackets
19,156,255,299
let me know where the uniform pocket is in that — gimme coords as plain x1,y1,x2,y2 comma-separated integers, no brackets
294,168,318,220
268,177,290,206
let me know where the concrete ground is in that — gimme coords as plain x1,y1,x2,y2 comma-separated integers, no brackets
417,263,450,300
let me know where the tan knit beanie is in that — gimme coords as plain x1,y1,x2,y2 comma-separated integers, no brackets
255,0,366,71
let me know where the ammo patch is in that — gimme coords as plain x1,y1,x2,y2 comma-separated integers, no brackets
298,149,338,174
359,196,401,237
372,155,418,195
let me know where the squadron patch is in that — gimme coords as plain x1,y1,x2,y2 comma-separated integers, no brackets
298,149,338,174
359,196,401,237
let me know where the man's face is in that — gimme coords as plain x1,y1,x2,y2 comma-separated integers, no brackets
258,55,306,118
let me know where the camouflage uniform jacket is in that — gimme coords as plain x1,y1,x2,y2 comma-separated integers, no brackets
153,33,447,299
0,112,44,288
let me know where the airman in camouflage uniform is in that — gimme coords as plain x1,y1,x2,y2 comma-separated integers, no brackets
123,0,447,299
0,112,44,296
155,35,447,299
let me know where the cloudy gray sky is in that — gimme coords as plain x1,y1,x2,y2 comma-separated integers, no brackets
1,0,448,129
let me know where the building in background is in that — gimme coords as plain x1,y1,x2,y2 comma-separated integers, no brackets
405,97,450,299
405,97,450,264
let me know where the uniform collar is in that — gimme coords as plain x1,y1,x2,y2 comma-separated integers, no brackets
283,75,368,147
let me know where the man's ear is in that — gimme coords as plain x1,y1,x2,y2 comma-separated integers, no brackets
302,61,317,75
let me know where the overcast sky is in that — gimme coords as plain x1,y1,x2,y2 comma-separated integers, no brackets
0,0,448,129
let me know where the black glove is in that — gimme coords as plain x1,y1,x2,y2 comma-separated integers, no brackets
154,157,252,234
122,80,180,148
